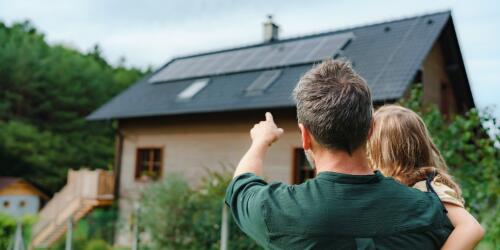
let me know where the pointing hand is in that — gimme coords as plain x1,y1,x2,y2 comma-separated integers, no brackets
250,112,284,147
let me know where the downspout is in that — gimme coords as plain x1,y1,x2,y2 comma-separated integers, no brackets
113,120,124,201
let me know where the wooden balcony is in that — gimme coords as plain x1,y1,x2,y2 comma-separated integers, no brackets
31,169,114,248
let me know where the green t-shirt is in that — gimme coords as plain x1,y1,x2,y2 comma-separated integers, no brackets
225,171,453,250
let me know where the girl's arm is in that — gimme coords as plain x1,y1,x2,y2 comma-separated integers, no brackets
441,203,485,250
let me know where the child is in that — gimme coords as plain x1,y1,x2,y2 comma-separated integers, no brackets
367,105,484,250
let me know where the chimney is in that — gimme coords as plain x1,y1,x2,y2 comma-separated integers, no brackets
263,15,279,43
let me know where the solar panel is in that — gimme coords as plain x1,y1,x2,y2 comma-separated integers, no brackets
149,32,354,83
284,38,319,65
245,70,282,96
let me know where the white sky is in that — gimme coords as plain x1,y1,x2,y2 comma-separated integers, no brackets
0,0,499,118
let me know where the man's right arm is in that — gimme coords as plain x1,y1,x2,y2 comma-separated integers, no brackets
225,173,269,247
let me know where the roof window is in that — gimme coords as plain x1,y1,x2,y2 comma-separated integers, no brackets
245,70,282,96
177,78,209,100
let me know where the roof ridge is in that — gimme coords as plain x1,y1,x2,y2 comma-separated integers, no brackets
170,10,451,61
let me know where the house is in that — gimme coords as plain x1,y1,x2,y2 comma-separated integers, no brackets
0,177,48,217
88,11,475,246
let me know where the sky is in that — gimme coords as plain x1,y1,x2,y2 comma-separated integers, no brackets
0,0,499,118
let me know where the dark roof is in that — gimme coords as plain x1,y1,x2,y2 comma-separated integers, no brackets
88,11,456,120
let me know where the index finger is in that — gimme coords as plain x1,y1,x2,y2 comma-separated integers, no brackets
265,112,274,122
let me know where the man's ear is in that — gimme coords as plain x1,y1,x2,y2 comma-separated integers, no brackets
298,123,312,150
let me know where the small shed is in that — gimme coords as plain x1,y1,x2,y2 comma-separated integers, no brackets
0,177,48,217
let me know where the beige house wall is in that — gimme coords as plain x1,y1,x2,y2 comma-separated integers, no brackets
115,111,301,245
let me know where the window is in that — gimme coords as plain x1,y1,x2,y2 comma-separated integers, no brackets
3,201,9,208
245,69,282,96
292,148,315,184
135,148,163,181
19,200,26,208
177,78,209,100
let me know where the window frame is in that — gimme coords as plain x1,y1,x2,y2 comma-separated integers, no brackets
291,147,316,184
134,147,164,182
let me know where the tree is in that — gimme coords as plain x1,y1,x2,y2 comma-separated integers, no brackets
0,20,146,193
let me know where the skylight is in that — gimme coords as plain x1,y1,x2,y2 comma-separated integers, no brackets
245,70,282,96
177,78,209,100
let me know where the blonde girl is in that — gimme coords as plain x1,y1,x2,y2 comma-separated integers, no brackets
368,105,484,250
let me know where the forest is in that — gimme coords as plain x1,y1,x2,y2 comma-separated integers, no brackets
0,20,147,194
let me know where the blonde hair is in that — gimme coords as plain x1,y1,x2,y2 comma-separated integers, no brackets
367,105,461,195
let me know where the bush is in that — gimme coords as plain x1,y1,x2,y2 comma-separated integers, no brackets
48,207,117,250
400,85,499,248
0,213,36,249
83,239,112,250
0,213,16,249
140,172,259,250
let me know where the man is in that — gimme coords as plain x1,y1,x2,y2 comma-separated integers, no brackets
225,60,453,249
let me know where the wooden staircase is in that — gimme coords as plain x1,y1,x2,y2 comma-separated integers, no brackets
31,169,114,248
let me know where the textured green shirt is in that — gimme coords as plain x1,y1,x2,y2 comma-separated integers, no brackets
225,171,453,250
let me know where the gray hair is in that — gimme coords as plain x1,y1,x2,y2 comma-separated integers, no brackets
293,59,373,154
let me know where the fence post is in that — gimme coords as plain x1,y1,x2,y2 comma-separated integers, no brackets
132,203,140,250
220,200,229,250
65,216,73,250
10,220,25,250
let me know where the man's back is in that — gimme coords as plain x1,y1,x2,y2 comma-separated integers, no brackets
225,171,453,249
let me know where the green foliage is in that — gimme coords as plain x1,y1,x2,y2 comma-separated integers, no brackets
49,207,118,250
0,213,36,249
83,239,112,250
0,213,16,249
400,85,500,248
0,121,66,190
0,20,146,193
140,172,259,250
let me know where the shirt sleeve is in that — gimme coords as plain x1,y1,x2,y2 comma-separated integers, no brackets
413,180,465,208
225,173,269,246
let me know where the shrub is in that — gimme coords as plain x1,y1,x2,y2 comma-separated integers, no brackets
0,213,16,249
140,172,259,249
83,239,112,250
0,213,36,249
48,207,117,250
400,85,499,248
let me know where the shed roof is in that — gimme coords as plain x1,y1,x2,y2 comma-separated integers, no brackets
88,11,455,120
0,177,19,190
0,177,48,199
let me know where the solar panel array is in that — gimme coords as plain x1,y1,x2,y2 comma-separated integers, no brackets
149,32,354,83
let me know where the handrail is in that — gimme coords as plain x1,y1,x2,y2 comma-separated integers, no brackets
32,169,114,239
